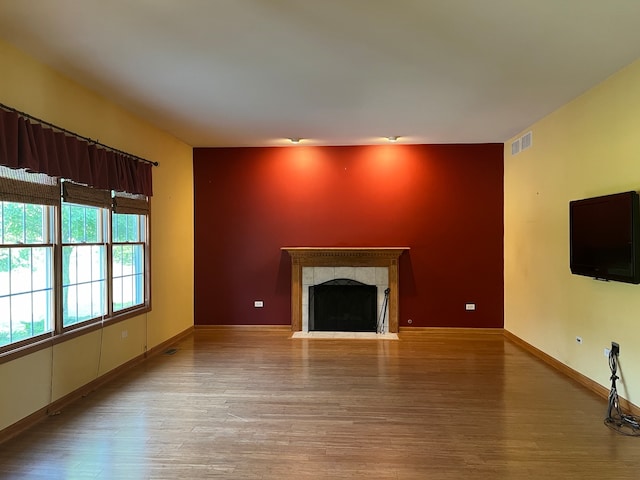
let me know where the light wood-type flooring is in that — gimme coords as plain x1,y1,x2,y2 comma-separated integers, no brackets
0,328,638,479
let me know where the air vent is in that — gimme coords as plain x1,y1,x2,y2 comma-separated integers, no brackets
511,139,521,156
511,131,533,156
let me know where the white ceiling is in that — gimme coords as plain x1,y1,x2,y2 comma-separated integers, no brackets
1,0,640,147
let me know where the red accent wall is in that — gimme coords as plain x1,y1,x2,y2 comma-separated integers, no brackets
193,144,504,328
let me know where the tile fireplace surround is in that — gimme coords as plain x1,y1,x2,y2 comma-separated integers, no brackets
282,247,409,333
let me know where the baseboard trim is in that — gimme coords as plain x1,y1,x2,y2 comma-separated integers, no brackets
194,324,291,331
0,326,194,446
503,330,640,416
398,326,505,335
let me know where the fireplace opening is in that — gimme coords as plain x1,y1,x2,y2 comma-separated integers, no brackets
309,279,377,332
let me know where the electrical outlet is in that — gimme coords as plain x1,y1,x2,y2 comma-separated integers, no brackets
121,329,128,339
465,303,476,311
604,347,611,358
611,342,619,356
254,300,264,308
575,336,583,345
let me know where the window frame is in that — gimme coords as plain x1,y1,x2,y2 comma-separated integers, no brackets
0,201,56,351
60,201,109,330
0,179,151,361
111,210,148,316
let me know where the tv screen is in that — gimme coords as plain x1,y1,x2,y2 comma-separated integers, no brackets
570,191,640,284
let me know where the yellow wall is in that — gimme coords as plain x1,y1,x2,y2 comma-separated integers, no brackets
505,59,640,405
0,39,194,430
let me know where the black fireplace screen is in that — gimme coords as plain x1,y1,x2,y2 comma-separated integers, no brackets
309,279,377,332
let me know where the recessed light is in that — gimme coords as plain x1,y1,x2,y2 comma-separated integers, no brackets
289,138,301,144
387,136,400,143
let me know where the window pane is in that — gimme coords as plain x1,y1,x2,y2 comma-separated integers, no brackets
113,213,127,243
133,244,143,271
62,246,74,284
91,245,106,282
113,243,144,312
84,207,99,243
61,204,71,243
63,284,78,326
2,202,25,244
62,204,103,243
134,273,144,305
63,203,105,242
10,248,32,294
121,276,134,310
32,289,53,333
112,213,141,242
74,247,91,284
0,296,9,347
31,247,51,292
24,204,45,243
0,249,9,296
121,245,134,275
11,292,33,342
91,280,106,318
70,205,85,243
62,244,106,327
127,215,140,242
113,245,123,277
76,283,93,322
112,277,123,310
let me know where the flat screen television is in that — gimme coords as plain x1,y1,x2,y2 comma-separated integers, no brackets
569,191,640,284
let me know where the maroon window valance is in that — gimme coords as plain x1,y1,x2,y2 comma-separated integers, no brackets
0,108,152,196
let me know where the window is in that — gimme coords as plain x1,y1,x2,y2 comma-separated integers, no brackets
112,212,145,312
0,170,150,355
0,201,54,347
61,202,107,327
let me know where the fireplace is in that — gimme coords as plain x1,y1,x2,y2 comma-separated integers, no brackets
310,279,377,332
282,247,409,333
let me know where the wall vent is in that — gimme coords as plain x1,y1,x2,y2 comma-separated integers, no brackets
511,139,521,156
511,131,533,156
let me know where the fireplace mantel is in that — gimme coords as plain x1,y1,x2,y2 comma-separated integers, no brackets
282,247,409,333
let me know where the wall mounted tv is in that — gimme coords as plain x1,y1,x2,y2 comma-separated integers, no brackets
569,191,640,284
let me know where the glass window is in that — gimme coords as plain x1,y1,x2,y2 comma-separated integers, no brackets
61,203,107,327
0,182,150,354
0,201,54,347
112,212,145,312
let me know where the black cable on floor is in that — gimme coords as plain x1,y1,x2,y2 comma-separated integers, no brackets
604,349,640,437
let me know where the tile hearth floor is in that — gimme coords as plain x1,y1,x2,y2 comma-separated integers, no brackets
291,331,399,339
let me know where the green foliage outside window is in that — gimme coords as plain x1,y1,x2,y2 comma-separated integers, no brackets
0,202,48,272
62,204,100,243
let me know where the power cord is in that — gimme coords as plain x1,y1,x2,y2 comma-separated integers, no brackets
376,288,390,334
604,346,640,436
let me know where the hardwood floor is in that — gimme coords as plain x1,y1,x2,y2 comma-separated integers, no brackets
0,327,638,479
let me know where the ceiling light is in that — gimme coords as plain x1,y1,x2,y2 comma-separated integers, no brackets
387,136,400,143
289,138,301,144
